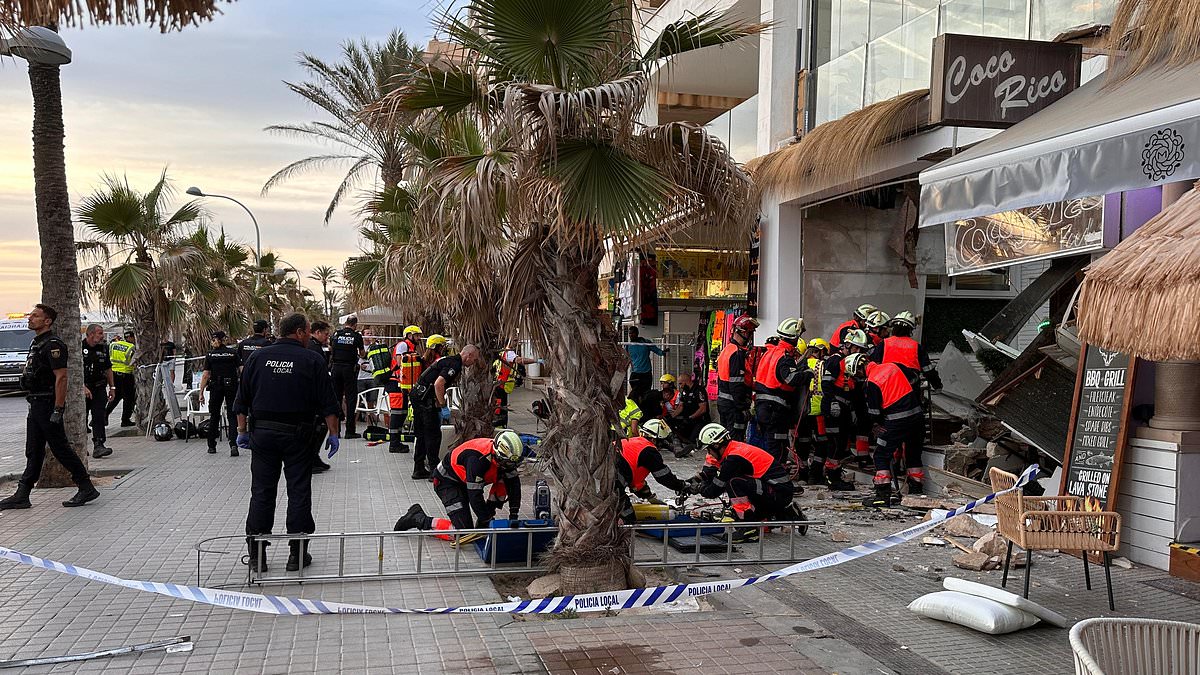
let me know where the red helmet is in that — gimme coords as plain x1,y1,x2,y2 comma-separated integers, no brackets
732,315,760,336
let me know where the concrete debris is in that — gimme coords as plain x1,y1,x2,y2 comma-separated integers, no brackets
892,564,908,573
900,495,946,510
921,537,948,547
1111,557,1133,570
831,530,851,543
526,574,562,599
952,552,992,571
941,514,993,539
972,531,1009,558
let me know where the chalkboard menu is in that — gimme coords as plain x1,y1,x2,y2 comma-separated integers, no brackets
1061,343,1137,510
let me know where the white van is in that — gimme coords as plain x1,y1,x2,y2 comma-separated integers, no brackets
0,318,35,390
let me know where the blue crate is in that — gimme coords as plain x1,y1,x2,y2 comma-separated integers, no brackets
637,514,724,539
474,519,555,564
518,433,541,459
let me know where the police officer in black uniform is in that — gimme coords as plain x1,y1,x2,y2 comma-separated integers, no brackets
199,331,240,456
328,316,365,439
410,341,479,479
81,323,114,458
234,313,340,573
308,320,331,364
237,320,272,371
0,305,99,511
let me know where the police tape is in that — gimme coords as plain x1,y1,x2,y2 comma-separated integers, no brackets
0,466,1038,616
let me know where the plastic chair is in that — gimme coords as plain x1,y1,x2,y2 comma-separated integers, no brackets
183,388,210,443
355,386,389,426
1070,617,1200,675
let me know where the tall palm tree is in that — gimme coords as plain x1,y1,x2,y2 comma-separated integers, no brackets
179,226,255,340
308,265,339,318
77,171,213,425
381,0,761,590
262,30,422,223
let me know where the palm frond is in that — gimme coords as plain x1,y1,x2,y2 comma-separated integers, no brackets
641,10,769,65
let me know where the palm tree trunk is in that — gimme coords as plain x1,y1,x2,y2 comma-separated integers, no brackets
29,61,89,487
133,307,165,427
450,289,502,443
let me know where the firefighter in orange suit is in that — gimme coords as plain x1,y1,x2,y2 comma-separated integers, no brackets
870,311,942,391
845,354,927,507
491,343,540,428
696,423,803,543
615,419,688,523
818,329,872,489
829,303,876,347
387,325,423,454
715,315,759,441
753,318,812,462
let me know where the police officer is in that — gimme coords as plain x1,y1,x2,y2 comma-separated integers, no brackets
308,320,332,364
106,329,136,427
237,320,272,371
199,331,239,456
234,313,340,573
81,323,114,458
410,339,479,479
0,305,99,511
328,316,366,439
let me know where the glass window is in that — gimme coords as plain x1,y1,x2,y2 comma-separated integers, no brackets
726,95,759,163
953,270,1011,291
866,8,938,104
814,47,866,125
870,0,905,39
835,0,871,60
940,0,1028,39
1030,0,1115,40
905,0,941,21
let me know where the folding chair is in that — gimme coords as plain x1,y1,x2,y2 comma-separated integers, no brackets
355,386,390,427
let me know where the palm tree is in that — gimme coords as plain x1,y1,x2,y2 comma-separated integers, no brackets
308,265,339,318
77,171,213,425
382,1,761,590
262,30,422,223
179,226,255,340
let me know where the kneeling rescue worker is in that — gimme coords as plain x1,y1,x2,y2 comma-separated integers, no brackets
393,429,524,544
616,419,689,523
844,353,926,507
696,423,804,543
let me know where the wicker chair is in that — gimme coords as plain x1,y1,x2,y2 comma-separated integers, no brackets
989,467,1122,610
1070,617,1200,675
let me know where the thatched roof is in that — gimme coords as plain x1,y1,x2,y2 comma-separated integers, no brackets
1077,182,1200,361
1106,0,1200,85
0,0,228,32
746,88,929,198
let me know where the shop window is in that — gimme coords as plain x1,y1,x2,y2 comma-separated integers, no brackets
924,269,1019,297
656,249,750,301
940,0,1029,39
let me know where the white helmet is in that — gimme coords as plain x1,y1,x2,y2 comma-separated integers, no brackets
865,310,891,330
843,352,871,378
891,311,917,329
843,329,871,350
493,429,524,465
641,418,671,441
854,303,878,321
698,423,731,450
777,317,805,341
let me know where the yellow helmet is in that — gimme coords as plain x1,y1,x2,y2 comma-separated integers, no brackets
810,338,831,352
641,418,671,441
891,311,917,329
492,429,525,465
866,310,891,330
855,303,878,321
426,334,448,349
403,325,422,336
843,329,870,350
777,317,805,341
659,373,676,385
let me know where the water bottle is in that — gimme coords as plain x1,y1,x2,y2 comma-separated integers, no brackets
533,479,552,520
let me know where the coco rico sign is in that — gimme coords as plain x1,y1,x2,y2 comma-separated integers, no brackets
930,34,1082,129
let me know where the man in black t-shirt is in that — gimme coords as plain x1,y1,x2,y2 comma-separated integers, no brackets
408,339,479,479
200,331,240,456
670,372,709,448
328,316,366,438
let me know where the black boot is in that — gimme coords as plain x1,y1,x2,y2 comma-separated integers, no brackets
207,444,217,454
286,540,312,572
411,459,430,480
245,538,270,573
393,503,429,531
862,483,899,508
825,467,856,491
92,445,113,459
906,477,925,495
312,458,330,473
807,462,825,486
0,482,32,510
230,444,239,457
62,478,100,507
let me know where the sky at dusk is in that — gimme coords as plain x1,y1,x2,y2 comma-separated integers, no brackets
0,0,453,313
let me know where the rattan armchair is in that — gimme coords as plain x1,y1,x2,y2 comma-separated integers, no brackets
989,467,1122,610
1070,618,1200,675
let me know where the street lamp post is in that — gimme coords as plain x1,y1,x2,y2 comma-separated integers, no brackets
185,187,262,290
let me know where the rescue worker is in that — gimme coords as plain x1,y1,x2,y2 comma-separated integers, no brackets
365,330,393,388
308,321,331,364
81,323,114,458
715,315,759,441
796,338,830,484
410,339,479,479
695,423,803,543
624,326,666,399
0,305,98,510
670,372,709,449
236,320,272,370
829,304,876,347
844,353,927,506
491,343,539,428
870,311,942,391
328,316,366,439
106,329,136,427
617,383,643,438
234,313,340,572
616,419,688,523
198,331,240,456
655,373,680,421
386,325,423,454
753,318,812,462
817,330,871,490
393,429,524,545
864,310,891,347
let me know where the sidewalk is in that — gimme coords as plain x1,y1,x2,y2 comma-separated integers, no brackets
1,388,1197,674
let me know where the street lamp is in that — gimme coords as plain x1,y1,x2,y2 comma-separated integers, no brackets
0,27,72,65
185,187,262,287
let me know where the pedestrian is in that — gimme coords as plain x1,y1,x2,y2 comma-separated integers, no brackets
409,339,478,479
198,331,239,456
490,342,539,428
81,323,114,459
234,313,340,573
753,318,812,462
844,353,926,507
0,305,99,511
106,329,136,427
715,315,759,441
615,419,688,523
624,326,666,399
393,429,524,545
328,316,365,439
695,423,803,543
236,320,272,371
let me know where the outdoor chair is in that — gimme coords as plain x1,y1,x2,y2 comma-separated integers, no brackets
1070,617,1200,675
182,388,210,442
355,386,389,426
989,467,1122,610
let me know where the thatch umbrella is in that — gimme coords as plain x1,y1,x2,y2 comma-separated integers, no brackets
0,0,228,32
1077,181,1200,430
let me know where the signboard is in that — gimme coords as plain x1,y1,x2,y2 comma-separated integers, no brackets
945,195,1105,275
1060,343,1137,510
930,34,1082,128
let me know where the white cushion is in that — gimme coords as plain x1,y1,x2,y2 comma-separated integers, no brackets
908,591,1041,634
943,577,1069,628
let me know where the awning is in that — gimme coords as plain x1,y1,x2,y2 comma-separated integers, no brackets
919,62,1200,227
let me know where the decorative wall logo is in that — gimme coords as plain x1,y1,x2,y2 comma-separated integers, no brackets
1098,348,1120,367
1141,128,1185,181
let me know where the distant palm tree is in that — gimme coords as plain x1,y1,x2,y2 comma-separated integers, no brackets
179,226,255,340
308,265,339,318
77,171,213,425
262,29,421,223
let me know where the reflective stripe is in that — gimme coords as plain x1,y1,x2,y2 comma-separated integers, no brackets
825,425,841,433
867,407,881,416
466,482,484,490
885,407,923,421
651,467,672,478
731,423,747,430
922,363,935,372
717,392,735,401
877,437,889,448
771,433,789,440
711,477,726,488
757,393,788,406
444,501,465,513
766,477,790,485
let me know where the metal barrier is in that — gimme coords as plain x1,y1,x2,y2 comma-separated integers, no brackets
195,518,824,587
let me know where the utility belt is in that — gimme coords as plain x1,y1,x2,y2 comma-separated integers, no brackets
330,360,358,370
411,383,434,405
26,393,54,403
85,379,108,390
249,417,317,438
209,376,238,389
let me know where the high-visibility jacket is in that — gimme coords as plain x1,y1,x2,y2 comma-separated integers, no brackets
724,441,776,479
829,319,857,347
449,438,499,484
393,338,423,389
753,341,799,406
716,342,752,406
367,343,391,377
109,340,134,374
618,398,643,435
492,351,518,394
620,438,655,490
864,362,922,425
880,336,920,372
807,357,824,416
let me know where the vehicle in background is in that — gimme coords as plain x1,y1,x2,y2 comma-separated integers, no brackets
0,318,34,390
